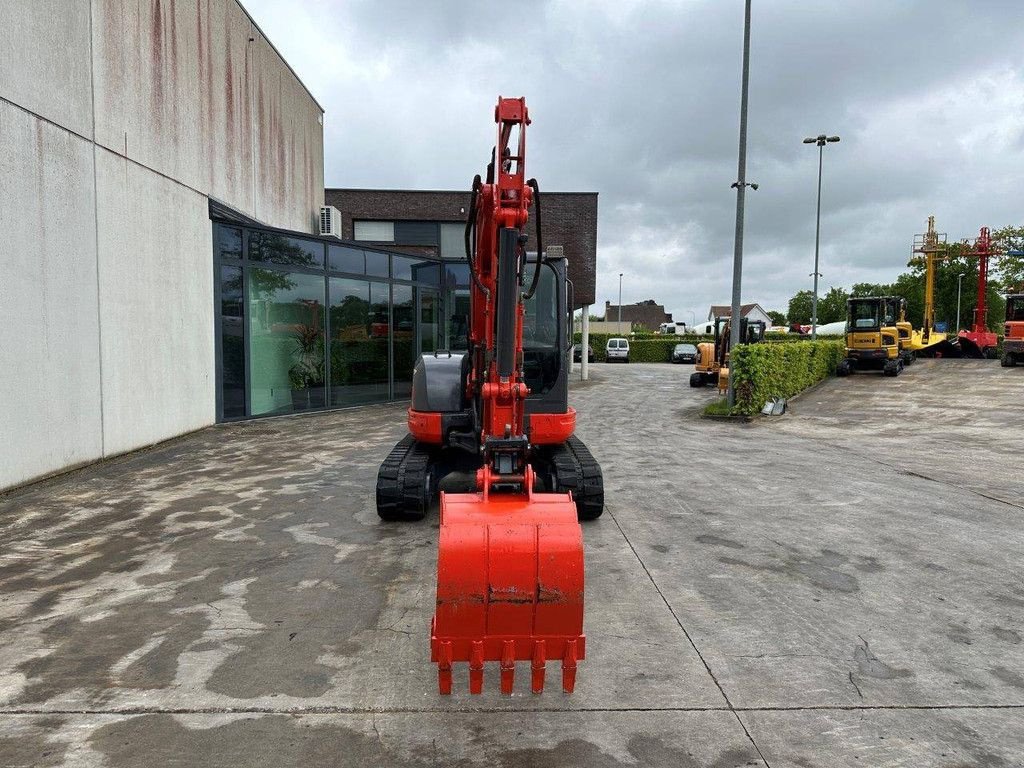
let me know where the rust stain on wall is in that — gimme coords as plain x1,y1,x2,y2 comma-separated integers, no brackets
151,0,165,128
88,0,322,230
168,0,180,152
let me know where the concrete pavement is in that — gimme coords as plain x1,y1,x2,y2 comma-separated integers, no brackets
0,359,1021,766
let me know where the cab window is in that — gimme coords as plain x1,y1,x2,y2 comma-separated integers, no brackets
849,300,881,330
522,262,561,394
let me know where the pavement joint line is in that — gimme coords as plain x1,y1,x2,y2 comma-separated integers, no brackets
783,431,1023,512
2,704,1022,716
604,504,774,768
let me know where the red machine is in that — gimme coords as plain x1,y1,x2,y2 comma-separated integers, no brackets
1002,294,1024,367
376,97,603,695
957,227,1000,358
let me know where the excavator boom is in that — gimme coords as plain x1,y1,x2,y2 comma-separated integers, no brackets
430,97,586,695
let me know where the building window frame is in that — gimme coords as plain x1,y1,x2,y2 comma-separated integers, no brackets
212,220,450,422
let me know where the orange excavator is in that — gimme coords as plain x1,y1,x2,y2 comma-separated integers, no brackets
375,97,603,695
1002,294,1024,367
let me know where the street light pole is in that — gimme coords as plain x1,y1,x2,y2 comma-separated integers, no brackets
956,273,966,333
803,134,840,341
726,0,757,409
618,272,623,334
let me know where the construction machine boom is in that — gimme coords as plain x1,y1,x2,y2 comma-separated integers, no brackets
957,227,1001,359
908,216,951,355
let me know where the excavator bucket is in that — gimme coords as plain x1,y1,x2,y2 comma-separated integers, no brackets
431,489,585,695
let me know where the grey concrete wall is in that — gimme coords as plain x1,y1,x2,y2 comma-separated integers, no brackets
0,101,104,488
0,0,324,490
0,0,95,139
91,0,324,231
94,148,215,456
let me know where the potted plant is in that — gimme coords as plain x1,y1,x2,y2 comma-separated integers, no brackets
289,324,325,410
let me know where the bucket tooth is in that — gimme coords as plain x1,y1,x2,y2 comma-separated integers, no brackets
500,640,516,695
437,641,453,695
531,640,546,693
562,639,578,693
469,641,484,694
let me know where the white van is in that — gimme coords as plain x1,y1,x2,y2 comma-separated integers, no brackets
606,337,630,363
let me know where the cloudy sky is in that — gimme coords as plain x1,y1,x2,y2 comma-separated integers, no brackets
244,0,1024,321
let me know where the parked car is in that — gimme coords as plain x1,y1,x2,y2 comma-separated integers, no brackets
606,337,630,363
671,343,698,364
573,343,595,363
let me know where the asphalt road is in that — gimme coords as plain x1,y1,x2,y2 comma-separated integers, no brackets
0,359,1021,767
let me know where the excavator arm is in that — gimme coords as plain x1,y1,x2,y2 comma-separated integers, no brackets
430,97,586,695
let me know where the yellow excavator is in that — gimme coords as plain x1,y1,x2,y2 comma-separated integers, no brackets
837,296,907,377
690,316,765,390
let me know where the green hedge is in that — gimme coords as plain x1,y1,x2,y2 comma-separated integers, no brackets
729,340,844,417
573,331,815,363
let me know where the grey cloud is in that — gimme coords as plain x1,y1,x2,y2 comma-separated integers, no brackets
246,0,1024,317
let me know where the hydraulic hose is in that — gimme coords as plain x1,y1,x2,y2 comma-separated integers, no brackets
522,178,543,301
464,175,490,302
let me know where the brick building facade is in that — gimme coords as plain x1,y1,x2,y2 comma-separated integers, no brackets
603,299,673,331
324,188,598,307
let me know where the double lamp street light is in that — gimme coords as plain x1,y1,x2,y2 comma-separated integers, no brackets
803,134,839,340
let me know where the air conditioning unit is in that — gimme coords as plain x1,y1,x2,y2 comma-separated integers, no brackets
320,205,342,238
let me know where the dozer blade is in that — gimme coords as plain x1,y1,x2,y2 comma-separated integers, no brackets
431,490,585,695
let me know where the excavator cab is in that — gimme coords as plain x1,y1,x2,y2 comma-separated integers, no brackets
1001,294,1024,367
837,296,904,377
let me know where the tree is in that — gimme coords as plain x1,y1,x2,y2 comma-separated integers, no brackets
817,286,850,324
787,291,814,325
785,286,848,325
767,310,786,326
851,282,892,297
993,225,1024,293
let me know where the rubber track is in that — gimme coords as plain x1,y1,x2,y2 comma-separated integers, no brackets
547,435,604,520
376,435,434,521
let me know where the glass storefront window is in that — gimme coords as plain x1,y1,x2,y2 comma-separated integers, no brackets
218,226,242,259
365,250,389,278
220,265,245,418
328,244,366,275
329,278,390,406
248,269,326,416
394,255,439,282
444,261,470,289
249,231,324,268
214,222,454,421
392,284,415,400
414,262,442,286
